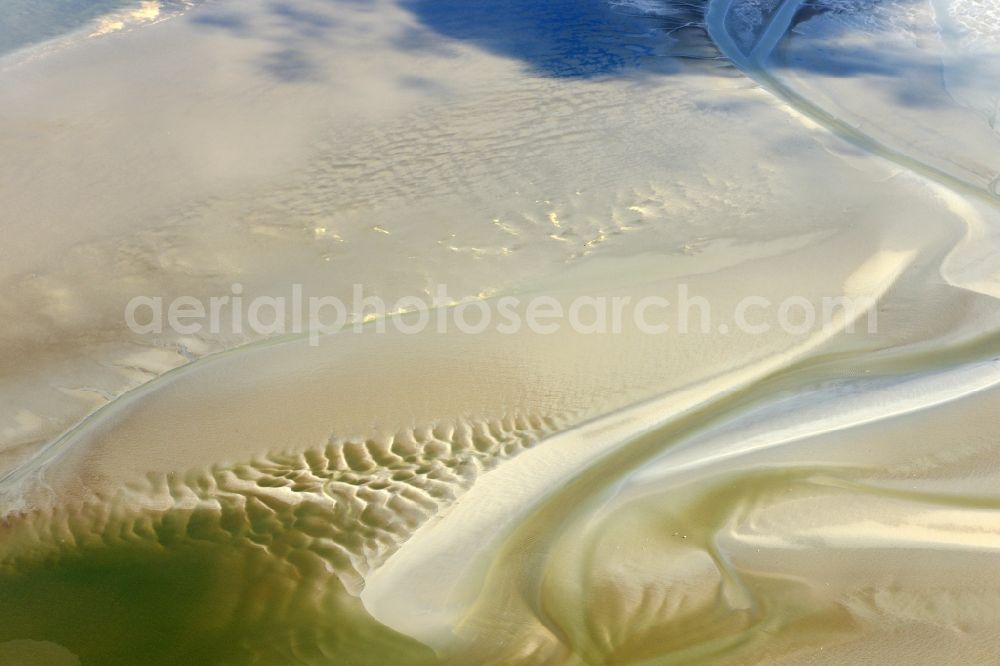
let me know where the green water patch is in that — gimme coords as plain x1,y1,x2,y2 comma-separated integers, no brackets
0,538,434,665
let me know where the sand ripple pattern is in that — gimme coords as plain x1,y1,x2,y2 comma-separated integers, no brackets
0,411,565,662
3,412,560,581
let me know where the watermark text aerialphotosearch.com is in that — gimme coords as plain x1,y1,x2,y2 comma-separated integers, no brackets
126,283,878,346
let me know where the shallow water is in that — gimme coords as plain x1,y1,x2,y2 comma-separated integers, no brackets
0,0,193,58
0,0,134,54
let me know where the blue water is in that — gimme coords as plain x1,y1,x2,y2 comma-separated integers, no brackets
0,0,136,56
401,0,717,78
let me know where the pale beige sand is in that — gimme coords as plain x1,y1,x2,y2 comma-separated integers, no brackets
0,0,998,663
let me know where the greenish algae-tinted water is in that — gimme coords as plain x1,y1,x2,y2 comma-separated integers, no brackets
0,537,434,664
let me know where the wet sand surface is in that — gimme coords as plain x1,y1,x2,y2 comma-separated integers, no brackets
0,0,998,662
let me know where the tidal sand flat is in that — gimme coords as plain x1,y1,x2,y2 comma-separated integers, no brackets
0,0,998,663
